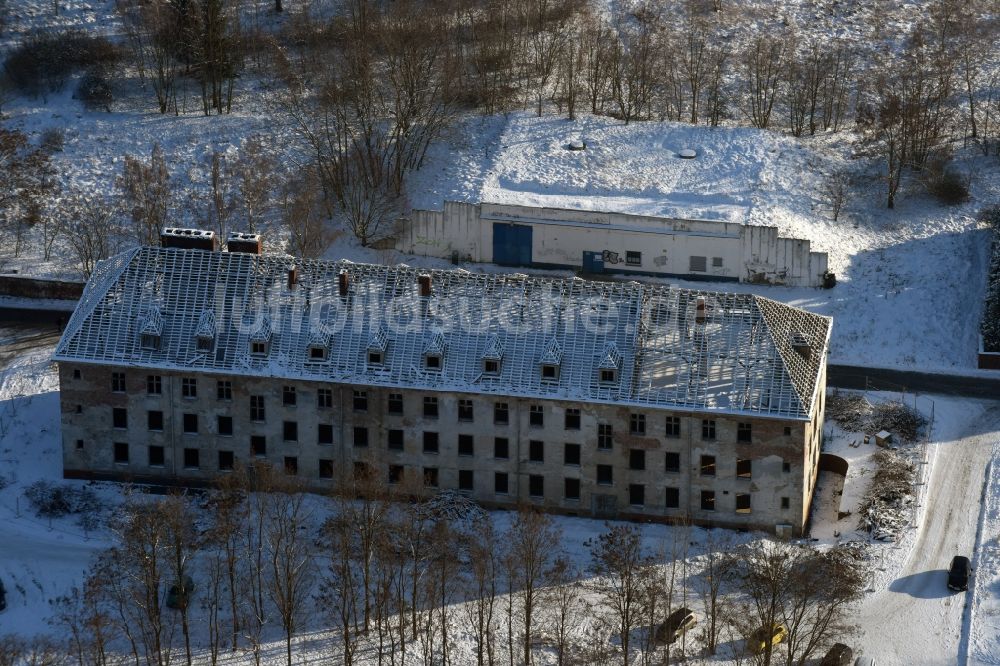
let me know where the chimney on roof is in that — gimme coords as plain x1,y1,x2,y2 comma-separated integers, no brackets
226,231,263,254
160,227,219,251
418,274,432,298
338,270,349,297
695,296,707,324
287,266,298,289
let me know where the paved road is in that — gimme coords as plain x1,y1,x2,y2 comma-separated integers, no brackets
829,364,1000,399
854,402,1000,666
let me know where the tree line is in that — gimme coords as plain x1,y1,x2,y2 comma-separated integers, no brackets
0,460,866,666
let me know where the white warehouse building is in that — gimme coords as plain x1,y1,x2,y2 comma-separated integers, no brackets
396,201,830,288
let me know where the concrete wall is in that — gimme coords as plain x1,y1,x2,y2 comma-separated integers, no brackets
59,362,817,535
396,201,829,287
0,275,85,301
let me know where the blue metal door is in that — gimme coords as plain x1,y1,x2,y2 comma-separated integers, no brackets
582,251,605,273
492,223,532,267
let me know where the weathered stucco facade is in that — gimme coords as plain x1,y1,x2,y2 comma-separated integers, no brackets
54,244,832,536
59,364,825,534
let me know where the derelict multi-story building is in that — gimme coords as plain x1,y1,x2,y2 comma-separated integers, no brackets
53,230,832,535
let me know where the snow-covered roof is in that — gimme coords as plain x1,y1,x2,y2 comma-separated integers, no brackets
53,247,832,419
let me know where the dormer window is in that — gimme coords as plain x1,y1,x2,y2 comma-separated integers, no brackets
138,306,163,352
597,342,622,386
367,324,388,367
482,334,503,376
251,340,268,356
538,337,563,383
307,330,329,363
423,332,446,372
248,313,273,358
309,345,328,361
194,310,216,353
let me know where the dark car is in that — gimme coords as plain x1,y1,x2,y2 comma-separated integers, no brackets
948,556,971,591
820,643,854,666
654,607,697,644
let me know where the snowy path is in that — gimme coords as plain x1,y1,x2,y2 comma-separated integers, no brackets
855,402,1000,666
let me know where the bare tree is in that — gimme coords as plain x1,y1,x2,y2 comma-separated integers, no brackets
740,35,785,129
49,572,113,666
58,194,125,279
695,531,737,656
506,507,561,666
464,519,504,666
543,557,584,666
118,143,171,245
586,523,651,666
160,494,199,666
822,168,851,222
228,135,274,234
280,170,333,258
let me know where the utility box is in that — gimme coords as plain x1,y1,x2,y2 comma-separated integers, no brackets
875,430,893,447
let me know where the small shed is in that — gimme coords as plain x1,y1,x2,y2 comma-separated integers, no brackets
875,430,893,447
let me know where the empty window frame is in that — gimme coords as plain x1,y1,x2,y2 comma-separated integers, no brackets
353,426,368,447
700,455,716,476
283,421,298,442
529,475,544,498
183,448,200,469
183,413,198,434
319,459,334,479
146,375,162,395
629,449,646,471
665,451,680,473
251,436,266,457
458,399,474,422
217,380,232,401
702,419,716,440
458,434,474,456
494,437,509,459
424,354,442,371
597,464,613,486
181,377,197,399
217,415,233,436
564,443,581,466
423,396,439,419
283,386,297,407
494,402,509,424
540,364,559,381
700,490,716,511
736,493,751,514
147,410,163,431
113,442,129,464
782,460,791,473
529,440,544,463
598,423,613,450
629,484,645,506
564,408,581,430
218,450,234,471
353,390,368,412
388,464,404,485
284,456,299,475
689,256,707,272
529,405,544,427
149,445,165,467
423,431,439,454
250,395,266,422
781,496,790,510
626,251,642,266
317,389,333,409
630,413,646,435
565,478,581,501
112,408,127,429
599,368,618,384
423,467,439,487
665,416,681,438
665,487,680,508
387,393,404,415
387,429,404,451
111,372,126,393
495,472,509,495
458,470,474,492
737,422,752,443
736,458,752,479
303,422,326,447
483,358,500,375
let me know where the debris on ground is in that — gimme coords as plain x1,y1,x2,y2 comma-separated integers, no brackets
827,391,928,443
858,449,915,541
416,490,487,524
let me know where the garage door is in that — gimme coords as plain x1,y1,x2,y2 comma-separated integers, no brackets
492,223,532,267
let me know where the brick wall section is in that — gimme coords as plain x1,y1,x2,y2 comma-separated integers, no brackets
59,362,821,535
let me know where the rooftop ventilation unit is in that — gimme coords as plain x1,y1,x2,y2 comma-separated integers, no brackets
226,232,263,254
160,227,218,251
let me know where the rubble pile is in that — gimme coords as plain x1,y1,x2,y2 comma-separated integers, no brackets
827,390,927,443
416,490,487,524
858,449,915,541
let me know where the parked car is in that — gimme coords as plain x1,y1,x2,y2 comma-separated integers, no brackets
747,623,787,654
820,643,854,666
948,555,971,591
166,577,195,609
655,607,697,645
